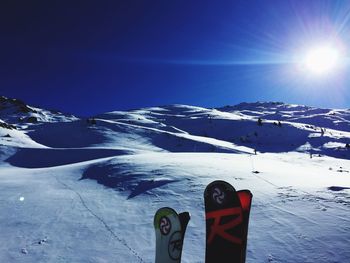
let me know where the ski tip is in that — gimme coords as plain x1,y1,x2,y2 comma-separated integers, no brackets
179,211,191,220
237,190,253,211
204,180,236,192
204,180,241,210
153,207,178,228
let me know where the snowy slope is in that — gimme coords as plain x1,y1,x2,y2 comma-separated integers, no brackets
219,102,350,132
0,99,349,263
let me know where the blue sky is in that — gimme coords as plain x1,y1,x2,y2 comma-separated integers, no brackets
1,0,350,116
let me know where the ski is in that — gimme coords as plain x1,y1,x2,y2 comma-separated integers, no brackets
154,207,190,263
204,180,252,263
178,211,191,239
237,190,253,263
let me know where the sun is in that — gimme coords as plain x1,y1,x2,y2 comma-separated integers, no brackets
302,46,340,75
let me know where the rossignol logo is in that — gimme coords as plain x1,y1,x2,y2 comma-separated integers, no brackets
168,231,182,260
159,216,171,235
206,207,243,245
212,187,225,204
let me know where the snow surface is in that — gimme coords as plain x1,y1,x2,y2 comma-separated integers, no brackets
0,100,349,262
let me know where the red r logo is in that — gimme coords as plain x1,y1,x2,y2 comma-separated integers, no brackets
206,207,243,245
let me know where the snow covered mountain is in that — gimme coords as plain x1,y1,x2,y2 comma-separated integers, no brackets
0,98,349,262
0,96,77,125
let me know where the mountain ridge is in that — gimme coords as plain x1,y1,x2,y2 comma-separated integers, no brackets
1,96,350,160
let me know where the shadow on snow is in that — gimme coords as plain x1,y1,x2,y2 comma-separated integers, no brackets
6,148,129,168
81,162,179,199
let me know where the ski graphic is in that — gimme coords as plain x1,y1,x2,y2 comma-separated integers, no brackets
154,207,190,263
204,180,252,263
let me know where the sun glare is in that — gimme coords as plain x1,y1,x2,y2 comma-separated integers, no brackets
303,46,340,75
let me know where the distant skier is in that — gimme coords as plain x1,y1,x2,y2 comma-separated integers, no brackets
257,118,263,126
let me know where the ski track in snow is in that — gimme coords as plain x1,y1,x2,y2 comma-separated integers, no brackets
53,175,145,263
